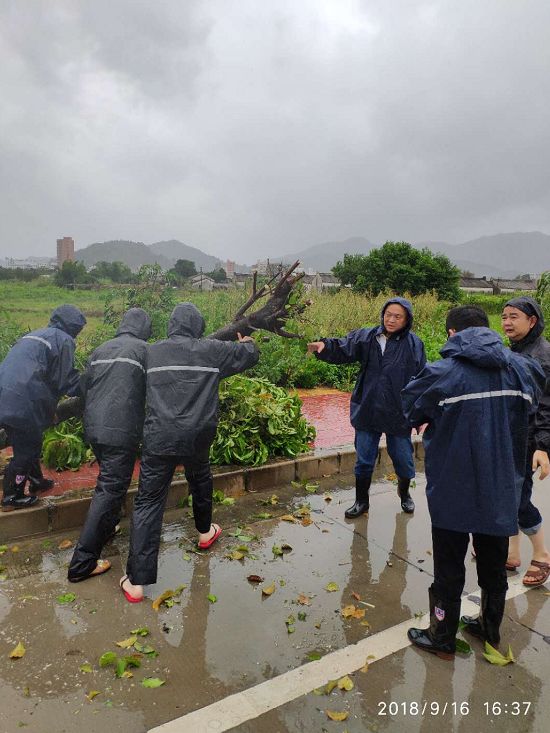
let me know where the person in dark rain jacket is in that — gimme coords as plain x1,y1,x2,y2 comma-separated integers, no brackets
502,296,550,587
402,306,545,660
67,308,152,582
0,305,86,511
120,303,259,603
307,297,426,517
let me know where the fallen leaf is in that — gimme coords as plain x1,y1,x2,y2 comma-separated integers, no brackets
272,545,283,557
57,592,76,604
247,574,264,583
280,515,298,523
130,627,149,637
360,619,370,627
455,638,472,655
133,642,157,656
79,663,92,673
261,494,279,505
115,636,138,649
483,642,514,666
221,497,235,506
325,679,338,694
279,579,286,586
307,651,322,661
326,710,348,722
325,582,339,592
297,594,311,605
341,605,357,618
98,652,117,668
152,586,186,611
226,550,245,561
293,505,311,518
23,686,30,697
305,484,318,493
86,690,101,702
9,642,26,659
360,662,369,673
254,512,272,520
58,539,73,550
337,675,354,691
10,545,20,553
142,677,165,688
351,592,361,601
207,594,217,603
297,611,307,621
182,553,192,562
261,583,276,596
301,517,313,527
290,481,303,489
0,545,7,554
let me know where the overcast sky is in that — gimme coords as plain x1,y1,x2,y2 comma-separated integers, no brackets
2,0,550,263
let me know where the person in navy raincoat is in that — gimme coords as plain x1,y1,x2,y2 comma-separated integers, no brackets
68,307,152,582
120,303,259,603
307,297,426,517
402,306,545,659
0,305,86,511
502,296,550,587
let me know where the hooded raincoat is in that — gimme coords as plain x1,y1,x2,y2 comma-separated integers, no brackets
142,303,259,455
505,296,550,453
316,297,426,436
82,308,152,448
0,305,86,435
401,327,545,536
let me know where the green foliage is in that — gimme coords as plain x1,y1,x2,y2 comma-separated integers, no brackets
41,419,93,471
206,267,228,283
211,376,315,466
54,260,95,288
103,264,176,339
89,260,135,283
537,271,550,338
0,313,25,361
0,267,46,282
333,242,460,301
170,259,197,280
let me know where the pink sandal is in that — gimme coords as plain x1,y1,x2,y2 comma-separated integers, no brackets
120,575,143,603
198,524,222,550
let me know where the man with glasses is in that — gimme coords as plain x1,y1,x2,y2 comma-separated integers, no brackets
308,297,426,518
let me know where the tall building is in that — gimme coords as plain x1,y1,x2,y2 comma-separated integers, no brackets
224,259,235,278
56,236,75,267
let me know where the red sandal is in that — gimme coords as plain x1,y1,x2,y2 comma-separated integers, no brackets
120,575,144,603
522,560,550,588
198,523,222,550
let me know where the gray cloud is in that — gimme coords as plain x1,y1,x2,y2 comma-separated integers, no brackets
1,0,550,262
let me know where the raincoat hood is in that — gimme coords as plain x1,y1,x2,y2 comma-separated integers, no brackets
440,327,509,368
380,297,413,334
116,308,152,341
167,303,205,338
505,296,545,350
48,305,87,338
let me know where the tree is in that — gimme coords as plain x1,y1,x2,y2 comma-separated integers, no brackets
206,267,227,283
90,260,134,283
173,259,197,278
333,242,460,301
54,260,95,288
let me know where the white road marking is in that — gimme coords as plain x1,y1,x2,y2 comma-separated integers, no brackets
148,578,532,733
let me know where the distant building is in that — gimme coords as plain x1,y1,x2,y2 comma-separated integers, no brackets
491,278,538,294
233,273,252,288
459,276,493,293
224,260,235,278
57,237,75,267
190,273,215,291
302,272,340,292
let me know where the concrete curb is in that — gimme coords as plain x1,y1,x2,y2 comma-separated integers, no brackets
0,439,424,540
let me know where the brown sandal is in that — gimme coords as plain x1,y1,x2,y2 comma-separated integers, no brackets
522,560,550,588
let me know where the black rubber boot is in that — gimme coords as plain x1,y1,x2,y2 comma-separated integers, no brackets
1,464,38,512
461,590,506,647
27,459,54,494
407,587,460,660
397,476,415,513
344,475,371,518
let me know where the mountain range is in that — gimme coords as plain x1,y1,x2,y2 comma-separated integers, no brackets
74,232,550,279
281,231,550,278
